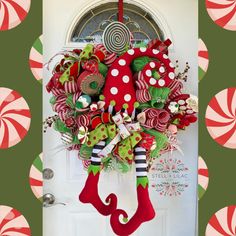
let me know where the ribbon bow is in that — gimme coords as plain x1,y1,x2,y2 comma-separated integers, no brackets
97,113,142,161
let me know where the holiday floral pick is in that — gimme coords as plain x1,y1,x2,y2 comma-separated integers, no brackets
45,36,198,235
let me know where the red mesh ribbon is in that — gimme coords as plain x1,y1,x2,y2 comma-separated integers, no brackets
143,108,170,132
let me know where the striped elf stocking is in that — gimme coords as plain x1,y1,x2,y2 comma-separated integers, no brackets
79,141,117,216
110,147,155,236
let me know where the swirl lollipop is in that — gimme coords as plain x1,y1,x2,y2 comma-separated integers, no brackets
206,205,236,236
29,35,43,83
206,0,236,31
0,0,31,31
0,87,31,149
29,153,43,201
198,38,209,81
0,205,31,235
198,156,209,200
102,22,131,54
205,88,236,149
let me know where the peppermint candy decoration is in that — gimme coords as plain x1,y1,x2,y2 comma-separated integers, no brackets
29,153,43,201
0,0,31,31
206,0,236,31
0,205,31,235
198,39,209,81
102,22,131,54
29,35,43,83
206,205,236,235
198,156,209,200
0,87,31,149
205,88,236,149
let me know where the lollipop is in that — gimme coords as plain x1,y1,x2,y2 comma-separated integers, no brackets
198,156,209,200
205,88,236,149
0,0,31,31
198,39,209,81
29,153,43,201
102,22,131,54
206,205,236,236
0,87,31,149
206,0,236,31
0,205,31,235
29,35,43,83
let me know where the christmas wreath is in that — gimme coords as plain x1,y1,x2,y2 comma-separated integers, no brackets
44,19,198,236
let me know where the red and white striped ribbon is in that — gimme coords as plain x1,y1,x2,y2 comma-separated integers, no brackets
136,90,151,103
64,81,78,94
168,79,183,101
73,91,82,104
76,114,90,127
58,108,70,121
95,44,117,67
142,108,170,132
51,88,65,96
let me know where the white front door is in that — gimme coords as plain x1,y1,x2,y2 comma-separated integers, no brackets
43,0,198,235
43,126,197,236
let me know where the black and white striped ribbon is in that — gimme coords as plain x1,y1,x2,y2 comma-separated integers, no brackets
134,147,148,177
91,141,106,166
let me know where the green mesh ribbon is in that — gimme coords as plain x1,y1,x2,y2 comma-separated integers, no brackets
98,63,108,77
66,94,75,108
131,56,152,73
138,87,170,109
80,144,93,159
53,119,71,133
50,96,56,105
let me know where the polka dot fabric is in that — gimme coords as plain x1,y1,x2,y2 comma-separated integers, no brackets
102,47,175,114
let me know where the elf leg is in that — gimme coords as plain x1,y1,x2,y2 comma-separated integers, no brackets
79,141,117,216
110,147,155,236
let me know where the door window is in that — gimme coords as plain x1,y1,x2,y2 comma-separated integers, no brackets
70,2,164,45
